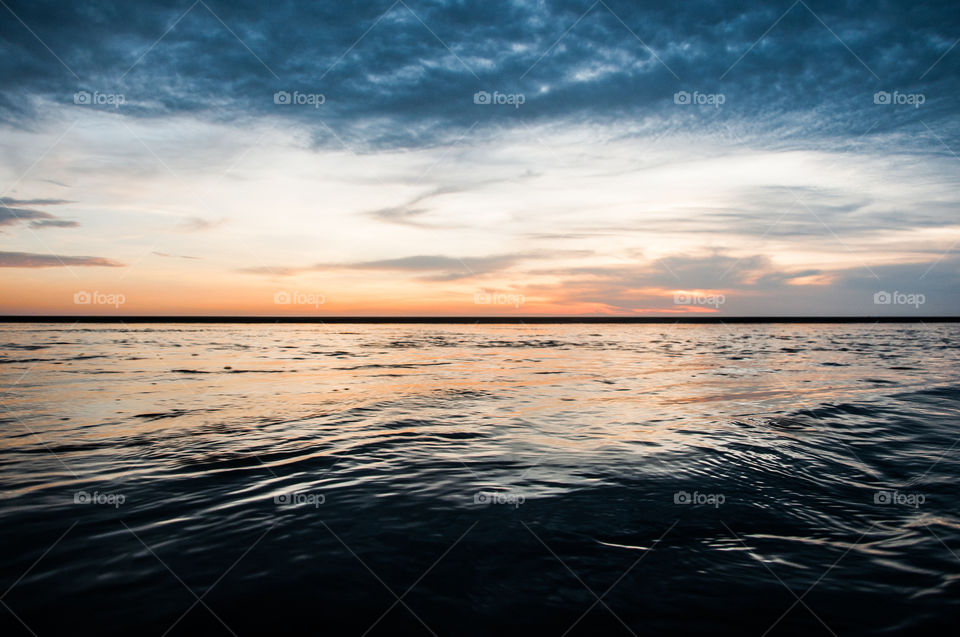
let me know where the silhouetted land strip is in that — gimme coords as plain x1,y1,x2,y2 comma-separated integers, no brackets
0,316,958,324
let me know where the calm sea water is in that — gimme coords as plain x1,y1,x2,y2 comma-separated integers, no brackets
1,323,959,635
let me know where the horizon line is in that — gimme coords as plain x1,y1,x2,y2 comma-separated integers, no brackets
1,316,958,324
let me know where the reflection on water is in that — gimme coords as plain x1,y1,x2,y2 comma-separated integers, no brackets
1,323,959,635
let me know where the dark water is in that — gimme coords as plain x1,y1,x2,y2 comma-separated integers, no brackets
1,323,959,635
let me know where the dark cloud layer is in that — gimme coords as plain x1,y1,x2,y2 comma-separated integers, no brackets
2,0,958,148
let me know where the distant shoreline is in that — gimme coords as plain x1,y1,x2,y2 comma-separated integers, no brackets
0,316,958,324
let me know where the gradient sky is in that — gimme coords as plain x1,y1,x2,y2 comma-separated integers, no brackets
1,0,958,315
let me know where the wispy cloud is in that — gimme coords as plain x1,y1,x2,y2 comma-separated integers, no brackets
0,206,55,227
175,216,227,232
239,253,533,281
0,251,123,268
28,219,80,229
0,197,73,206
342,254,527,281
0,198,78,229
152,251,200,260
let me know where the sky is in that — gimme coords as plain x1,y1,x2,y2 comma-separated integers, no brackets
1,0,958,316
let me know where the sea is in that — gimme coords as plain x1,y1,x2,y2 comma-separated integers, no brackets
1,322,958,635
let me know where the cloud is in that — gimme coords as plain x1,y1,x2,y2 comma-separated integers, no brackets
175,216,227,232
0,1,957,150
364,184,488,228
0,198,78,229
0,251,123,268
0,197,73,206
152,251,200,259
28,219,80,228
366,204,430,226
0,206,54,226
239,252,545,280
520,252,787,313
515,249,960,315
342,254,527,281
238,265,305,277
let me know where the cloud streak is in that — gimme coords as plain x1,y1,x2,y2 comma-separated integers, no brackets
239,252,536,281
0,251,123,268
0,198,78,230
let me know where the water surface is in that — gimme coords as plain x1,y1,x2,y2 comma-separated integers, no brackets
1,323,958,635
